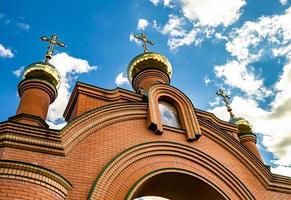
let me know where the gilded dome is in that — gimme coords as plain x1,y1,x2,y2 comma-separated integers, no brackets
230,117,252,133
22,61,61,89
127,52,172,82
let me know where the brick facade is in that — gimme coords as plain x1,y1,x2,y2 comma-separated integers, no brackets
1,80,291,199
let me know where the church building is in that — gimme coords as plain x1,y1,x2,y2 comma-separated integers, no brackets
0,34,291,200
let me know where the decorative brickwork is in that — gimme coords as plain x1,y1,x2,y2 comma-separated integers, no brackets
88,141,254,200
132,69,170,93
0,160,72,198
15,79,57,127
148,83,201,141
1,82,291,199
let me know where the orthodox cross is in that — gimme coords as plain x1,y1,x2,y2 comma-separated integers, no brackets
216,89,235,119
134,33,154,53
41,34,65,63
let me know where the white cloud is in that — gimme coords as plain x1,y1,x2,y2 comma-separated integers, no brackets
149,0,172,7
161,15,185,37
150,0,159,6
167,29,201,51
16,22,30,31
214,60,271,99
129,32,141,45
203,75,211,86
0,44,14,58
115,72,129,86
47,53,97,129
225,7,291,62
279,0,288,5
210,7,291,176
209,94,291,177
13,66,25,77
271,165,291,177
181,0,246,27
156,15,202,50
152,0,246,50
137,19,149,30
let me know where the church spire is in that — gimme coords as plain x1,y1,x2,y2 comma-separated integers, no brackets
216,89,263,162
133,33,154,53
12,34,64,128
128,32,172,94
216,89,235,121
41,34,65,63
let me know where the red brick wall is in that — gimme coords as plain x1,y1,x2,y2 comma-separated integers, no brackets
73,93,128,119
0,179,63,200
16,88,50,120
1,119,290,199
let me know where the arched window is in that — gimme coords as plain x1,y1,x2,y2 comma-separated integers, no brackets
158,101,181,129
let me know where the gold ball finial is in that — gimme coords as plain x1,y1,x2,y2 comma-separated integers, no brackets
127,52,172,83
21,34,65,89
22,61,61,89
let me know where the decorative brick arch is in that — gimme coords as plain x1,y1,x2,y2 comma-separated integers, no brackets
88,141,254,200
148,84,201,141
126,168,229,200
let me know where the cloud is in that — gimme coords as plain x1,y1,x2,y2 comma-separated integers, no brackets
203,75,211,86
150,0,159,6
180,0,246,27
214,60,271,99
0,44,14,58
151,0,245,51
47,52,97,129
115,72,129,86
16,22,30,31
129,32,141,45
279,0,288,5
209,7,291,176
161,15,186,37
137,19,149,30
13,66,25,77
209,94,291,176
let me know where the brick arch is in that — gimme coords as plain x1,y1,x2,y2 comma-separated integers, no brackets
88,141,254,200
60,103,148,154
126,168,229,200
148,84,201,141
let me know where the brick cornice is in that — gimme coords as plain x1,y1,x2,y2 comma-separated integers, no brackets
0,160,72,198
1,102,291,193
198,117,291,193
63,82,143,121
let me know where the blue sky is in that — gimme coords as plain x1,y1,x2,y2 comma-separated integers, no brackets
1,0,291,176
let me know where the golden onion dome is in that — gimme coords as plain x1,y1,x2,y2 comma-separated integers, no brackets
231,117,253,133
22,61,61,89
127,52,172,82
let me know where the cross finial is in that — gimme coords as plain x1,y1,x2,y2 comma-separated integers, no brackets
41,34,65,63
216,89,235,119
134,33,154,53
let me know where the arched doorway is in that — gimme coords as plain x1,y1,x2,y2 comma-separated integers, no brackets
131,172,227,200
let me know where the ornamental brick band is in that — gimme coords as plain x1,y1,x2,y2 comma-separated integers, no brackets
0,160,72,198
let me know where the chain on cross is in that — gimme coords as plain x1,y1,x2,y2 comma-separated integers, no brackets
134,33,154,53
41,34,65,63
216,89,235,119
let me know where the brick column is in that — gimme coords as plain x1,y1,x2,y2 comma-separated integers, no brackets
132,69,170,94
239,133,264,162
13,79,57,127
